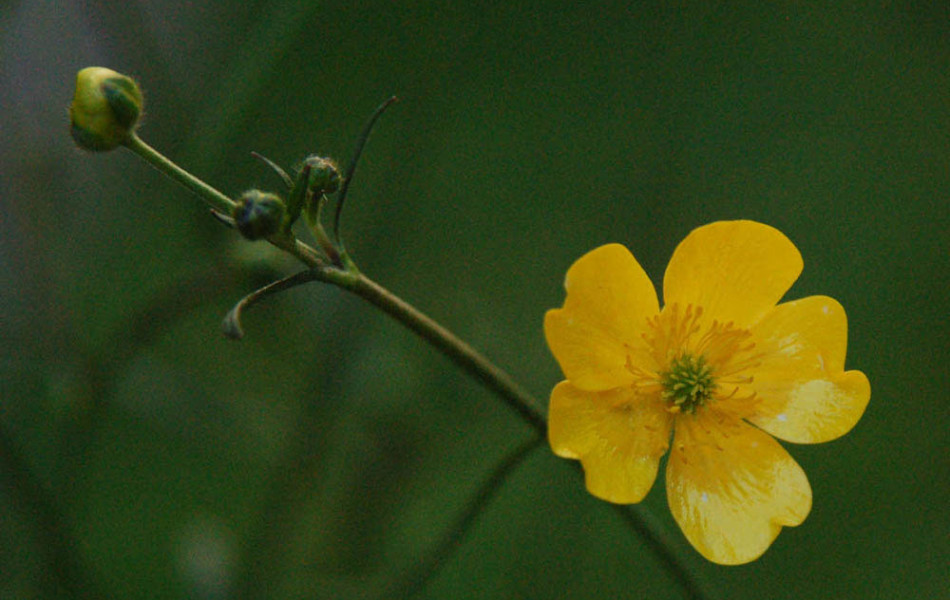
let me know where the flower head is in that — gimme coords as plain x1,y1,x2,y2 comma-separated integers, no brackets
544,220,870,565
69,67,143,151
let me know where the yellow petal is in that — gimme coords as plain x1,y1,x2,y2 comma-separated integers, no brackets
753,296,849,376
748,371,871,444
746,296,871,443
544,243,660,390
663,221,803,329
548,381,672,503
666,412,812,565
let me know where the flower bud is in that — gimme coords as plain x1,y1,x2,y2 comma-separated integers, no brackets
69,67,144,151
303,156,341,195
232,190,286,240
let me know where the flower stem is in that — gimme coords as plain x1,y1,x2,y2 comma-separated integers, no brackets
610,503,716,600
380,436,544,598
345,272,547,434
329,270,711,599
124,133,236,215
116,136,708,600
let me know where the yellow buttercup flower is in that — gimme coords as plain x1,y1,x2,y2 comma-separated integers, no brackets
544,220,870,565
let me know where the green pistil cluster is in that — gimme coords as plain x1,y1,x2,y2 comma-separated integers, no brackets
660,353,716,414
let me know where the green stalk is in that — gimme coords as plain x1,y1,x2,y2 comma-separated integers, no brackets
379,437,544,598
121,135,709,600
124,132,544,429
124,133,235,215
346,272,547,434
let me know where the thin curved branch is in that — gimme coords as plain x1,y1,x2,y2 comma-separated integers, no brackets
332,96,399,248
222,269,320,340
609,503,716,600
250,151,293,189
380,436,544,599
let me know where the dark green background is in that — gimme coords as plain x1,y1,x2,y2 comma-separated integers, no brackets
2,1,947,598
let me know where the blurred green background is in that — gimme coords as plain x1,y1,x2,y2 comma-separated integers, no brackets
2,1,947,598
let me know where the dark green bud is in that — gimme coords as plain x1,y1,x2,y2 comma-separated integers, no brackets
232,190,286,240
69,67,144,151
303,156,342,195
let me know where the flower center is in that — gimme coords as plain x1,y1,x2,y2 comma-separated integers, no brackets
624,303,763,415
660,353,716,414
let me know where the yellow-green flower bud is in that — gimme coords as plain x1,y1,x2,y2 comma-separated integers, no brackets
303,156,342,195
232,190,286,240
69,67,144,151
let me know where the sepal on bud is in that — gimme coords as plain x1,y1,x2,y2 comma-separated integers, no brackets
232,190,286,240
69,67,143,151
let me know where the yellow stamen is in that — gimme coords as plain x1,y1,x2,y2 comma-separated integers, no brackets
629,303,764,415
